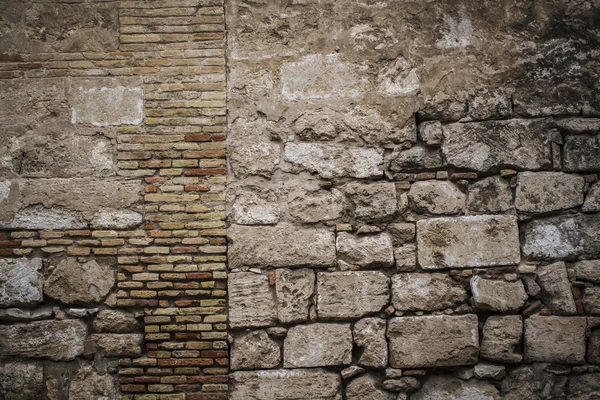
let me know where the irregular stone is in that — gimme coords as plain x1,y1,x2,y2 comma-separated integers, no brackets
480,315,523,363
68,365,116,400
230,368,342,400
284,323,352,367
522,276,542,299
524,315,586,364
342,366,366,380
466,176,514,214
266,327,287,338
388,223,416,245
288,188,344,223
383,377,420,393
583,287,600,315
0,320,86,361
0,257,43,307
523,214,600,260
353,318,388,368
536,262,577,315
385,369,403,379
275,269,314,324
231,187,280,225
556,118,600,134
568,373,600,400
0,362,44,400
474,362,506,380
417,215,521,269
387,315,479,368
587,328,600,364
317,271,389,319
418,121,443,146
90,210,143,229
228,272,276,329
44,258,115,305
346,375,395,400
0,307,52,322
92,310,140,333
582,182,600,213
515,172,584,213
391,273,467,311
573,260,600,283
394,244,417,271
408,180,466,215
501,364,566,400
442,119,552,172
470,276,528,313
231,330,280,370
336,233,394,267
389,146,443,171
467,89,512,121
564,135,600,172
285,143,384,179
414,375,500,400
91,334,143,357
229,224,336,269
344,106,416,145
345,182,397,221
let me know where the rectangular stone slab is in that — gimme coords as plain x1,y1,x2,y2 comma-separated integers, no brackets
416,215,521,269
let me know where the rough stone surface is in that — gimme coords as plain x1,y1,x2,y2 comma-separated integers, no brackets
68,365,116,400
515,172,585,213
92,310,140,333
353,318,388,368
0,257,43,307
275,269,314,324
336,233,394,267
90,210,143,229
564,135,600,172
574,260,600,283
0,320,86,361
230,369,342,400
471,276,528,313
568,373,600,400
228,224,336,268
391,273,467,311
394,244,417,271
418,121,443,147
524,316,586,364
536,262,577,315
230,187,280,225
288,189,344,223
382,377,420,393
408,180,466,215
0,362,44,400
284,323,352,368
583,287,600,315
412,375,500,400
228,272,276,329
582,182,600,213
346,375,394,400
231,330,280,370
44,258,115,305
501,364,567,400
91,334,143,357
389,146,443,172
387,315,479,368
317,271,389,319
474,362,506,380
417,215,521,269
466,176,514,214
480,315,523,363
345,182,398,222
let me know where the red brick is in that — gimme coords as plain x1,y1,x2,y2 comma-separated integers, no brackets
0,54,24,62
174,282,200,289
201,350,228,358
185,185,210,192
211,133,226,142
145,177,167,184
0,240,21,248
187,393,228,400
120,384,145,392
187,272,212,280
157,358,214,367
135,376,161,383
185,134,212,142
175,333,202,340
0,249,13,256
65,230,91,237
171,247,198,254
187,376,228,384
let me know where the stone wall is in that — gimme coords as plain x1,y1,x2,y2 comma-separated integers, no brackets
226,0,600,399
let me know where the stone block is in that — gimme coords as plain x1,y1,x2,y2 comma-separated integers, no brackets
480,316,523,363
93,310,141,333
288,189,344,223
583,287,600,315
91,334,143,357
536,261,577,315
90,210,143,229
0,362,44,400
573,260,600,283
408,180,466,215
353,318,388,368
412,375,500,400
69,365,116,400
284,323,352,368
231,330,280,370
345,182,397,221
470,276,528,313
229,118,280,179
465,176,513,214
336,233,394,268
417,215,521,269
418,121,443,146
389,146,444,172
524,315,586,364
583,182,600,213
275,269,314,324
346,375,394,400
228,272,276,329
0,257,43,307
392,273,467,311
394,244,417,271
564,134,600,172
515,172,584,213
568,373,600,400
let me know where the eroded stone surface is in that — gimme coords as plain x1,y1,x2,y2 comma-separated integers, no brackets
275,269,314,324
231,330,280,370
345,182,398,221
389,146,444,172
568,373,600,400
524,316,586,364
392,273,467,311
583,288,600,315
564,135,600,172
480,315,523,364
284,323,352,368
353,318,388,368
412,375,500,400
408,180,466,215
346,374,394,400
536,261,577,315
583,182,600,213
515,172,584,213
92,310,140,333
0,362,44,400
573,260,600,283
68,365,116,400
90,210,143,229
466,176,514,215
288,189,344,223
336,233,394,268
228,272,276,329
471,276,528,313
91,334,143,357
0,257,43,307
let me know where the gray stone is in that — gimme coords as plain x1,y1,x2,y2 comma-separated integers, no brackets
418,121,443,146
0,307,52,322
392,273,467,311
336,233,394,267
388,223,416,245
228,272,276,329
394,245,417,271
317,271,389,319
556,118,600,134
346,375,395,400
522,276,542,299
412,375,500,400
342,366,366,380
93,310,140,333
524,315,586,364
91,333,143,357
587,328,600,364
275,269,314,324
288,189,344,223
231,187,280,225
228,224,336,269
389,146,444,171
474,362,506,380
230,368,342,400
582,182,600,213
417,215,521,269
480,315,523,363
467,89,512,121
408,180,466,215
574,260,600,283
523,214,600,260
564,135,600,172
568,373,600,400
345,182,398,221
466,176,514,214
0,320,87,361
284,143,383,179
583,288,600,315
470,276,528,313
536,261,577,315
44,258,115,305
383,378,420,393
442,119,552,172
0,362,44,400
387,315,479,368
385,369,403,379
0,257,43,307
68,365,116,400
515,172,584,213
501,364,566,400
90,210,143,229
231,330,280,370
284,323,352,368
353,318,388,368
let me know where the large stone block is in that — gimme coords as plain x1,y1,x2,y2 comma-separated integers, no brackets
412,375,500,400
317,271,389,319
442,119,552,172
228,272,276,329
408,180,466,215
391,273,467,311
387,315,479,368
466,176,514,215
228,224,336,269
288,188,344,223
92,310,141,333
522,214,600,260
231,330,280,371
515,172,584,213
417,215,521,269
524,316,586,364
470,276,528,313
275,269,314,324
230,369,342,400
0,258,43,307
336,233,394,268
536,262,577,315
0,362,44,400
0,320,87,361
345,182,398,221
284,323,352,367
564,134,600,172
480,315,523,363
229,118,280,179
389,146,444,172
91,334,143,357
573,260,600,283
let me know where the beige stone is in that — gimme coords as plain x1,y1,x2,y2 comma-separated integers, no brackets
524,315,586,364
0,257,43,307
288,188,344,223
412,375,500,400
353,318,388,368
284,323,352,368
0,362,44,400
466,176,514,215
408,180,466,215
231,330,280,371
536,262,577,315
92,310,141,333
91,333,143,357
275,269,314,324
392,273,467,311
480,315,523,364
515,172,584,213
336,232,394,268
345,182,398,221
228,272,276,329
470,276,528,313
346,374,394,400
68,365,116,400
